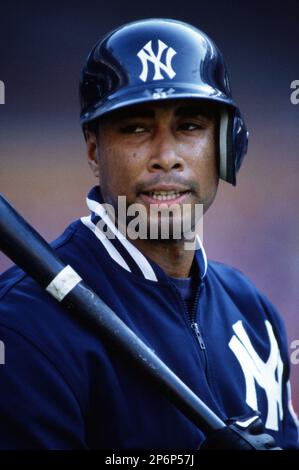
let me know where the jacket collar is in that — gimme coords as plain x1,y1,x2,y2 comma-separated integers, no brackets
81,186,208,283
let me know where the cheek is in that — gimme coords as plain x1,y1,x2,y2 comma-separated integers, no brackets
99,151,124,190
187,133,218,202
97,143,145,196
186,133,217,175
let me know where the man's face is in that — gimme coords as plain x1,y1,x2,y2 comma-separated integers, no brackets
86,99,219,238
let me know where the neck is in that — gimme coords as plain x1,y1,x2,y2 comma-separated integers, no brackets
130,238,195,278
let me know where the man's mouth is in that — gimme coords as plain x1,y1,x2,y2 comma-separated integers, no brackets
139,190,191,204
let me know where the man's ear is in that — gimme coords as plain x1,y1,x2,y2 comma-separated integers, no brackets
85,129,100,179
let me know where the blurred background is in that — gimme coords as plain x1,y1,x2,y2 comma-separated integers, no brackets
0,0,298,415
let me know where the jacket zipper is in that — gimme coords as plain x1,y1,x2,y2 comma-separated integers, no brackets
188,284,224,409
190,321,206,349
169,280,222,408
169,280,206,350
189,283,206,350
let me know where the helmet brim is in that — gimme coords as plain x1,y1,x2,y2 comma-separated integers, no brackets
80,82,236,125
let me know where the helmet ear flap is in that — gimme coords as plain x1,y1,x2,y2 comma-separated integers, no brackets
233,110,249,174
219,108,248,186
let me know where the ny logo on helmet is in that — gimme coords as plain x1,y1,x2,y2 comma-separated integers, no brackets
137,40,177,82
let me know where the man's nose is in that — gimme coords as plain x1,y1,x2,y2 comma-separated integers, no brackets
147,132,184,173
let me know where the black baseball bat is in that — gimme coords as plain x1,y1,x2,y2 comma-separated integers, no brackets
0,194,225,436
0,195,283,450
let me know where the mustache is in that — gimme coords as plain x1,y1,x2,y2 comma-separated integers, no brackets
135,176,199,194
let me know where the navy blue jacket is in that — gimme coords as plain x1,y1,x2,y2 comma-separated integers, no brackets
0,187,298,449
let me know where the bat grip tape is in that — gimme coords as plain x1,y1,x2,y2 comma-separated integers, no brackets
46,265,82,301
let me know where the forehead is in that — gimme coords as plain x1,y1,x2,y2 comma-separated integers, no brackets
100,98,220,124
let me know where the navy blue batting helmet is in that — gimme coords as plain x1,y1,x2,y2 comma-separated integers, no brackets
79,18,248,185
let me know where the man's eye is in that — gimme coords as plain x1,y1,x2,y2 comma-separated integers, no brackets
178,122,201,131
121,125,147,134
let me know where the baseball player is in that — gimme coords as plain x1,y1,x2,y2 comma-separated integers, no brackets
0,19,298,450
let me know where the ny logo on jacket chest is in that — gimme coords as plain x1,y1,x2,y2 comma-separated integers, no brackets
229,320,283,431
137,40,177,82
